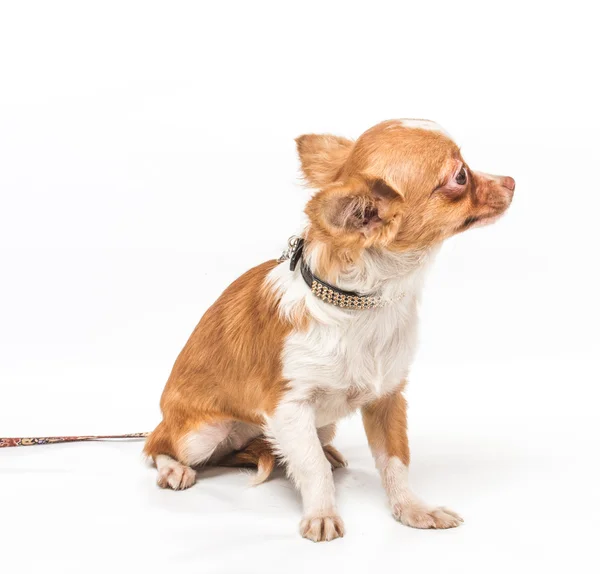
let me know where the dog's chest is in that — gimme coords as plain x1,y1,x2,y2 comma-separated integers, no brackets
281,300,419,426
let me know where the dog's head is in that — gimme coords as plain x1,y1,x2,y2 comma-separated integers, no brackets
298,120,514,257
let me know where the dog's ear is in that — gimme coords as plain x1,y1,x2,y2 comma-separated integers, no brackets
307,178,402,238
295,134,353,188
323,190,382,234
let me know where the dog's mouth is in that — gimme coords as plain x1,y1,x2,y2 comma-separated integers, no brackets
459,216,480,231
458,211,504,232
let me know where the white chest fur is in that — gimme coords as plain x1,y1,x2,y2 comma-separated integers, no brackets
283,304,418,426
266,244,436,427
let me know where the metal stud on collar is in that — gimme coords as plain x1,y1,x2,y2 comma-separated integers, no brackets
309,277,387,310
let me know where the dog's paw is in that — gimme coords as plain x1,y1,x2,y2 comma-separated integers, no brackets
393,503,463,529
157,459,197,490
300,513,345,542
323,444,348,470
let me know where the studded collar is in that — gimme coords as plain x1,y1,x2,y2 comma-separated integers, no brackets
278,236,403,310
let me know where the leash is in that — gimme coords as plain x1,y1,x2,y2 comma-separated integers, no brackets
0,432,149,448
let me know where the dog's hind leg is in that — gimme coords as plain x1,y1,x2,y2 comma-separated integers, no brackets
155,454,197,490
146,419,234,490
317,424,348,469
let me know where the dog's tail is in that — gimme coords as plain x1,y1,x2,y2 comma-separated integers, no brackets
218,436,277,485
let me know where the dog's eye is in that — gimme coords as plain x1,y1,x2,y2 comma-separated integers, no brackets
455,166,467,185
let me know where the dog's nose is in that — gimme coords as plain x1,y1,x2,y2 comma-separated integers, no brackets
502,176,515,191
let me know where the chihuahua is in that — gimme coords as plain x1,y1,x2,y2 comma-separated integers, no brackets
145,119,515,542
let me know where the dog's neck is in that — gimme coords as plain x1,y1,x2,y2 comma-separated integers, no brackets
303,236,438,300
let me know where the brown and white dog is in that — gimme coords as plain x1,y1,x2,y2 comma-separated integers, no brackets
144,119,515,542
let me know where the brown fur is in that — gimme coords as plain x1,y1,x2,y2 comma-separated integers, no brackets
362,383,410,466
296,134,354,188
144,260,294,462
219,436,276,484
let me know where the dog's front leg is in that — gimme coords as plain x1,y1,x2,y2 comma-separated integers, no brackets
362,387,463,529
267,401,344,542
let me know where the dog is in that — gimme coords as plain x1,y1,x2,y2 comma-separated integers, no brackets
144,119,515,542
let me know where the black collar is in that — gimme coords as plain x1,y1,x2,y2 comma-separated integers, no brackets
286,237,385,310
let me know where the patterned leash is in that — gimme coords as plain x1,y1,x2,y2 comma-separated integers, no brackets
0,432,149,448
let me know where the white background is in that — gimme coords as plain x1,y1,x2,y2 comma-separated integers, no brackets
1,1,599,573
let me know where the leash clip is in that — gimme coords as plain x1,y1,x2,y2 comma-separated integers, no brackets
278,235,304,271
